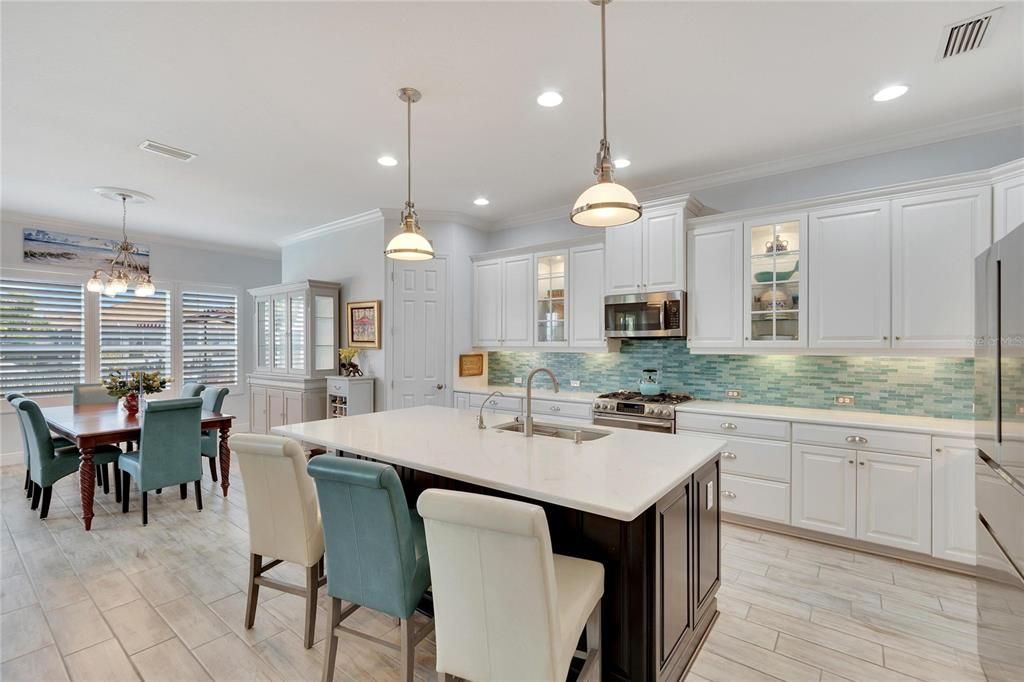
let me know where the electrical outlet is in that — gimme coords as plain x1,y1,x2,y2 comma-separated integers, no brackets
513,376,523,385
834,395,855,406
570,380,581,388
725,389,742,399
1017,403,1024,417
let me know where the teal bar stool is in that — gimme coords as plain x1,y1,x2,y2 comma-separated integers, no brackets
180,382,206,398
72,383,120,495
119,397,204,526
199,387,229,482
6,392,73,500
306,456,433,682
13,398,122,519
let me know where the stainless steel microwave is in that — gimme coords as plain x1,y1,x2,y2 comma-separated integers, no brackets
604,291,686,338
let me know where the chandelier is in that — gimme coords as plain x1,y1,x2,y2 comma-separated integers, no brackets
86,189,155,297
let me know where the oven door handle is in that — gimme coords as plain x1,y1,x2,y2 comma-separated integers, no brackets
593,412,674,433
660,300,666,331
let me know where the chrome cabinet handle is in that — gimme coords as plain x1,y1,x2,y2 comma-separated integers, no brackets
720,451,737,459
721,490,736,499
550,405,561,412
488,399,498,406
859,461,865,466
845,435,868,444
721,422,738,431
848,459,854,464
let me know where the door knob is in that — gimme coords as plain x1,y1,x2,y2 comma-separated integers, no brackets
435,384,445,390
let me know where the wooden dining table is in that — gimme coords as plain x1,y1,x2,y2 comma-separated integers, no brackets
41,403,235,530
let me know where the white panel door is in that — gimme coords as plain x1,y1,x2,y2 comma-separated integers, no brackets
643,204,685,292
808,202,891,349
391,258,448,409
892,188,991,350
687,222,743,348
932,438,977,565
472,259,502,347
856,450,931,553
792,444,856,538
569,244,606,347
501,255,533,347
994,173,1024,241
604,220,643,295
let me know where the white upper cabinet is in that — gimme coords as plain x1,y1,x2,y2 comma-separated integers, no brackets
569,244,606,347
743,214,808,348
993,170,1024,242
605,202,686,295
687,222,743,349
249,280,340,380
500,255,533,347
808,202,891,349
891,187,991,350
534,251,569,347
472,259,503,347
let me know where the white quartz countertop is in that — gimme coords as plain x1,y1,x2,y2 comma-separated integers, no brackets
274,405,725,521
677,400,973,438
452,380,599,404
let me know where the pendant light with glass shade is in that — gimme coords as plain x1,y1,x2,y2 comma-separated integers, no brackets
384,88,435,260
570,0,642,228
86,188,156,296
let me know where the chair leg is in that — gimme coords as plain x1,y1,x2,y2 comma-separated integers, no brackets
113,463,121,503
321,597,342,682
142,491,148,526
245,553,261,630
156,488,162,495
30,484,41,510
578,599,602,682
39,487,53,519
304,564,319,649
208,456,218,482
26,477,33,499
179,483,187,499
399,617,415,682
121,472,130,513
101,463,110,494
23,470,29,492
194,480,203,511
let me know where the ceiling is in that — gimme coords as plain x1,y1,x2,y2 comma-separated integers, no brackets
2,1,1022,251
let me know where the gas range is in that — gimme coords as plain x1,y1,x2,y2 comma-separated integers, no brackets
592,391,693,433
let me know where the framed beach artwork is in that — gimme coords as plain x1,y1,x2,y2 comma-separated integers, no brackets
346,300,381,349
22,228,150,273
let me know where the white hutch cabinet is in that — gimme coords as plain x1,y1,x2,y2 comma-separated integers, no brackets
247,280,340,434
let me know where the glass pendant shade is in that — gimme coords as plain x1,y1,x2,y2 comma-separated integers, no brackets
571,180,642,227
135,277,155,297
86,271,105,293
385,216,434,261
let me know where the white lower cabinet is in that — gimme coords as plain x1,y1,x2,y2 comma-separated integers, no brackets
931,437,976,565
248,378,325,435
453,392,470,410
720,474,790,523
792,444,857,538
856,450,931,553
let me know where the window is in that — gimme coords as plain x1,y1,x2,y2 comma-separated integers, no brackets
100,289,171,380
182,290,238,386
0,279,85,395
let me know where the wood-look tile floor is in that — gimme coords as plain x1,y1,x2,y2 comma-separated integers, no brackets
1,464,1018,681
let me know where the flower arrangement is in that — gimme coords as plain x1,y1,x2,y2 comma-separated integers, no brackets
337,347,363,377
101,370,168,399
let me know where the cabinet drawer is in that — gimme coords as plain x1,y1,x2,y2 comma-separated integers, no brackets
717,436,791,482
468,393,523,413
326,378,351,394
676,412,790,441
720,474,790,523
531,399,592,420
792,423,929,457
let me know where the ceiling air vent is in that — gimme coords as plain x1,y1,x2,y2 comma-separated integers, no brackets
138,139,196,162
939,7,1001,59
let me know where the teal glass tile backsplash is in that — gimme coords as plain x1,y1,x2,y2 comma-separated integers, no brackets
487,340,975,419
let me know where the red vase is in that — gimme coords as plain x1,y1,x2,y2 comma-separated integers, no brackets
123,393,139,416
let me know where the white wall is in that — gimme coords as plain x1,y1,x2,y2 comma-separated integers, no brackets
0,212,281,463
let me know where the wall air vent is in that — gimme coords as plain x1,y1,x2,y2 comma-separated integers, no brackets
138,139,196,162
939,8,1000,59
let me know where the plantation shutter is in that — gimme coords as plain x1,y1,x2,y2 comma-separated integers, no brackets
182,290,238,386
0,279,85,395
99,289,171,380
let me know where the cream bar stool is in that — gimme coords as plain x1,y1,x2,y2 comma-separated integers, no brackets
417,489,604,682
229,433,326,648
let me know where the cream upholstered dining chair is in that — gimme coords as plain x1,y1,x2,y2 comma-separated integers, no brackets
228,433,325,649
417,489,604,682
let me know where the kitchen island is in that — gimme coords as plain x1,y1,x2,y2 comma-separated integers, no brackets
274,405,725,681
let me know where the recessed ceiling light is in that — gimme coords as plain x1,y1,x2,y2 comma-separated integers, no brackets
536,91,563,108
377,156,398,167
473,197,490,206
613,158,631,169
872,84,909,102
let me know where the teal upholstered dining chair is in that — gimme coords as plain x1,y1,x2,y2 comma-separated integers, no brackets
6,392,74,500
13,397,122,519
180,382,206,398
307,455,433,682
72,383,121,496
199,387,229,481
119,397,203,525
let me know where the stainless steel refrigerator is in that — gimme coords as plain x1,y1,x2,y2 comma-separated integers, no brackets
974,221,1024,681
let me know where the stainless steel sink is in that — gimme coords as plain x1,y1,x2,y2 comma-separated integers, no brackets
493,420,610,442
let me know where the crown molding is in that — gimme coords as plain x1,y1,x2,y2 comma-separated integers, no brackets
495,108,1024,230
279,207,490,248
2,211,279,259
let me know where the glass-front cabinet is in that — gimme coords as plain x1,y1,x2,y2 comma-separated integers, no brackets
535,250,568,346
743,215,808,347
249,280,341,378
